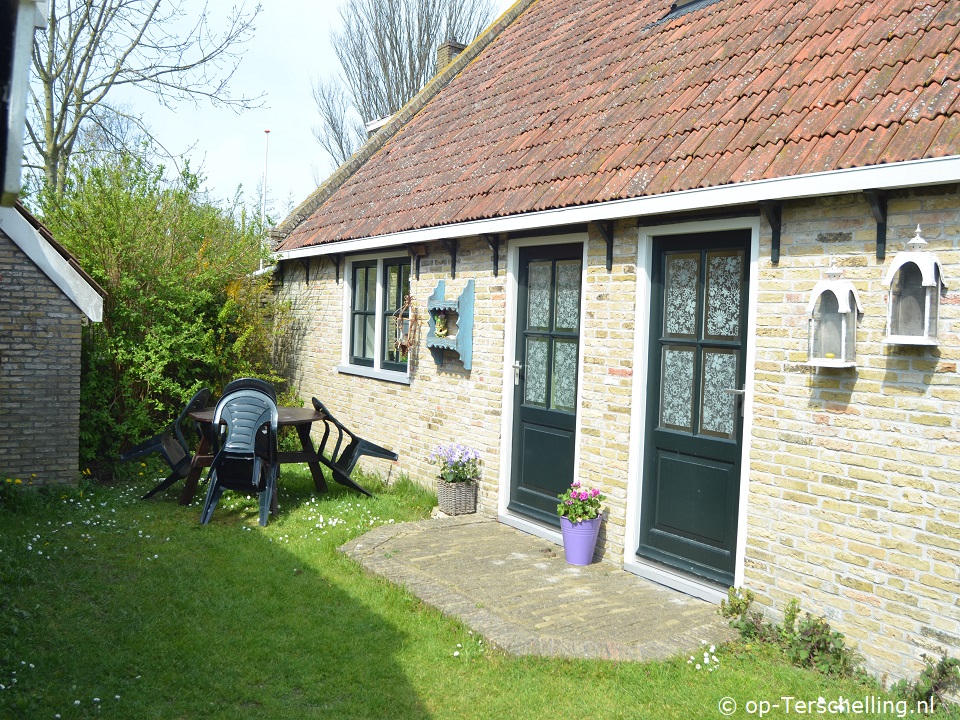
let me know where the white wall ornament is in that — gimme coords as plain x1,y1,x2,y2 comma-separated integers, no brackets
807,263,862,368
883,225,946,346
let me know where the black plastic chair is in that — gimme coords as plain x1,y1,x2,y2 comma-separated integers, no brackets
200,385,279,526
120,388,212,500
311,397,398,497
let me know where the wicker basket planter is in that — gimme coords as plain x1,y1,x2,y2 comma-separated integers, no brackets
437,478,478,515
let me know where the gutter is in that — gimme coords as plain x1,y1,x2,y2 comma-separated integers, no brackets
273,155,960,261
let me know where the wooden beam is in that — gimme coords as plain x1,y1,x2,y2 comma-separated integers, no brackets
330,254,342,284
440,239,458,279
863,190,887,260
759,201,782,265
298,258,311,284
481,233,500,277
408,244,426,280
593,220,614,271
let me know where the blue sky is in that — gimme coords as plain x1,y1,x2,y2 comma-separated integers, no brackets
126,0,515,221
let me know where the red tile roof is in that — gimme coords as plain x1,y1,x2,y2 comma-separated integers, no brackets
279,0,960,251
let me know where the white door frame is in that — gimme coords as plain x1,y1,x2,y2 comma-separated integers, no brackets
624,217,761,603
497,231,589,543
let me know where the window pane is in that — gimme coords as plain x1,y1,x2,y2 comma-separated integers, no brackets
353,314,367,358
527,261,552,330
364,314,375,357
554,260,581,332
386,264,400,312
813,292,842,358
664,253,699,338
704,250,742,340
700,349,738,439
365,265,378,311
525,337,548,407
660,345,694,431
354,267,367,309
551,339,578,412
892,263,925,336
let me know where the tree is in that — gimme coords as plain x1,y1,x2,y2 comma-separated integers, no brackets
313,0,495,170
39,151,289,478
27,0,262,194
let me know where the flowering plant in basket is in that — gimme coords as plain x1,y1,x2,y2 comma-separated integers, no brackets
429,443,481,483
556,479,603,523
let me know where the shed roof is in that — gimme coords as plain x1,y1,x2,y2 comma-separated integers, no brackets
278,0,960,252
0,203,106,322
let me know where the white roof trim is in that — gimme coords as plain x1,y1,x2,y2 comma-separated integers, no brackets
274,155,960,261
0,206,103,322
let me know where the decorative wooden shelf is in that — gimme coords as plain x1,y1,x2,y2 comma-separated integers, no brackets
425,279,474,370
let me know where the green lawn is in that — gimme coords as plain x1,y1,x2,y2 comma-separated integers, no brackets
0,467,945,719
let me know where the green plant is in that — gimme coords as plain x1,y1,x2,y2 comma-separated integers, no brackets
720,588,861,678
37,152,290,479
719,586,767,640
556,479,603,523
892,654,960,714
786,613,860,677
429,443,481,483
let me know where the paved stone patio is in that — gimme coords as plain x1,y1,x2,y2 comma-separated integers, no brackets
340,515,737,661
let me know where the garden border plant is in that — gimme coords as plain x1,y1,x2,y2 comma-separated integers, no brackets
720,587,960,715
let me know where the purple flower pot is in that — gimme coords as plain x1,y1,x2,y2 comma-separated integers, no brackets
559,515,601,566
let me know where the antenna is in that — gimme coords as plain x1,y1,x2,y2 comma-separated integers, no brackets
260,129,270,272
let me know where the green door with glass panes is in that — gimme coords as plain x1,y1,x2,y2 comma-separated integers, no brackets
509,244,583,526
638,231,750,587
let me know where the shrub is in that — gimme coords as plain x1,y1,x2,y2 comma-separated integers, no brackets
38,153,291,478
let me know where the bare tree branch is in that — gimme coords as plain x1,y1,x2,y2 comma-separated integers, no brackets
27,0,263,193
313,0,495,174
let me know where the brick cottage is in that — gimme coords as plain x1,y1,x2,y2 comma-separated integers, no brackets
271,0,960,681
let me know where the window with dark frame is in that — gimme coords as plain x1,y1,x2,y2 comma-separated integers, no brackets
382,258,411,371
350,260,377,367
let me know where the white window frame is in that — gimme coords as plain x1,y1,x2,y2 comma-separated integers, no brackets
337,250,412,385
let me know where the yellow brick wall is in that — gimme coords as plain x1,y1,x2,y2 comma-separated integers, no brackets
278,185,960,683
746,187,960,682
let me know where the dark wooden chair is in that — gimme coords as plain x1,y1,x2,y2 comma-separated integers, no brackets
311,397,398,497
120,387,212,500
200,384,279,527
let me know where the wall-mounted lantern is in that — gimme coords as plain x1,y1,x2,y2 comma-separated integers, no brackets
807,264,862,368
883,225,946,346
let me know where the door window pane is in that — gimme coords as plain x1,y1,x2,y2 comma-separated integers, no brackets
700,349,739,439
660,345,695,431
664,253,699,338
527,261,552,330
705,250,743,340
554,259,581,332
551,339,578,412
525,338,548,407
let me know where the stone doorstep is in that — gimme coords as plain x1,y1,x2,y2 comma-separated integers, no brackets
341,516,737,662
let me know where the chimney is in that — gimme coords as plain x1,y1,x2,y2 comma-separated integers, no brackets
436,40,467,71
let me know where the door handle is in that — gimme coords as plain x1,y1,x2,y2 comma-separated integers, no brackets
513,361,523,386
725,387,745,417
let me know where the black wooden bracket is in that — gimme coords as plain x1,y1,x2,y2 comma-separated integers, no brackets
408,244,427,280
759,201,782,265
440,239,458,279
481,233,500,277
864,189,887,261
298,258,311,284
593,220,615,271
329,253,342,284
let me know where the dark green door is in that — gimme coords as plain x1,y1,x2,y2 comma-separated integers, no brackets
508,244,583,526
638,230,750,586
